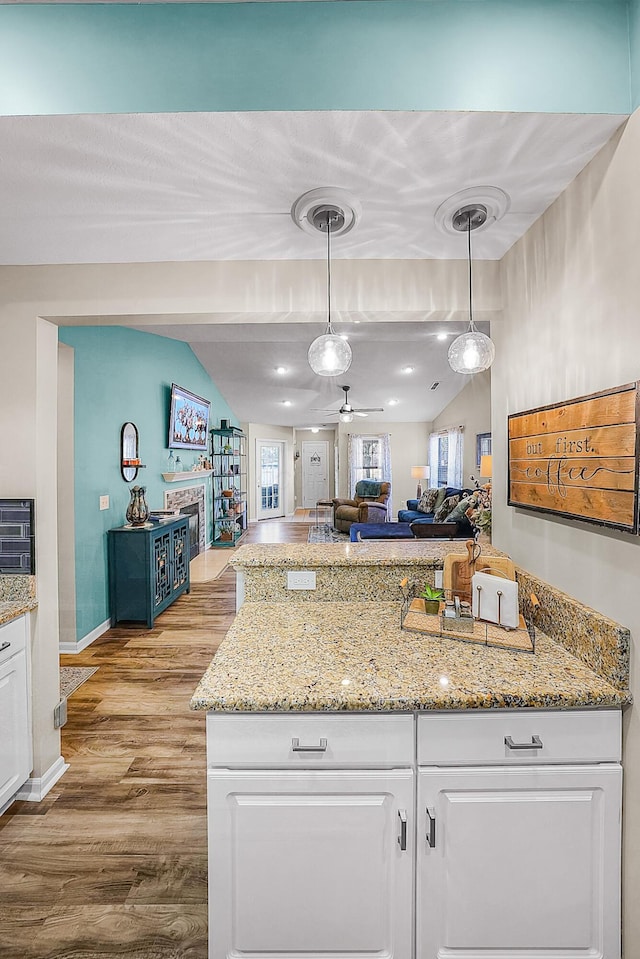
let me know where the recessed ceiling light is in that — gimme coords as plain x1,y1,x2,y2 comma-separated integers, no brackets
437,332,448,341
402,366,414,374
275,366,287,375
282,400,292,407
310,427,320,433
388,398,399,406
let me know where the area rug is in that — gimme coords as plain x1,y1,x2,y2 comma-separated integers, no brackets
60,666,98,699
308,525,349,543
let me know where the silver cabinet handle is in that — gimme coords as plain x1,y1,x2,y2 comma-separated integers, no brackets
504,735,543,750
426,807,436,848
0,642,10,653
291,737,328,752
397,809,407,850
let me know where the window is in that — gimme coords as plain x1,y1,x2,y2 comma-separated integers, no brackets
347,433,392,510
429,427,464,489
476,432,492,470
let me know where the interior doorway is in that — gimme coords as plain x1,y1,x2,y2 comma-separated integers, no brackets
301,440,329,508
256,440,285,520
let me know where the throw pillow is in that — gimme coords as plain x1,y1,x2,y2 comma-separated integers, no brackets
417,488,439,514
445,496,473,524
433,486,449,512
433,493,460,522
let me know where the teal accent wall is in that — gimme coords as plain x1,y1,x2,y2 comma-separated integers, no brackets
630,0,640,106
57,326,236,642
0,1,631,115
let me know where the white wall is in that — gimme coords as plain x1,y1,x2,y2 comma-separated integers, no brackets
431,370,492,488
337,420,431,517
244,422,296,521
496,114,639,955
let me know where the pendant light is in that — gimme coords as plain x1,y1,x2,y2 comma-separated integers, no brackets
306,205,353,376
447,204,496,375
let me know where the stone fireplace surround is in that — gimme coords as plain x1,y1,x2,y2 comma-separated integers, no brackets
164,484,206,557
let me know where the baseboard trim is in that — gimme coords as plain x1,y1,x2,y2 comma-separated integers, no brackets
59,617,111,654
15,755,69,802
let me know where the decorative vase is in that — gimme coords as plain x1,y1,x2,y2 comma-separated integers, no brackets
126,485,150,527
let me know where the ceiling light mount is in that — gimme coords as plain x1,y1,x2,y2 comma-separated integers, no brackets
291,188,361,238
451,203,488,234
435,186,509,238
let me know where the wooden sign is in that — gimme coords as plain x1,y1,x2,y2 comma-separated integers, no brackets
508,382,640,532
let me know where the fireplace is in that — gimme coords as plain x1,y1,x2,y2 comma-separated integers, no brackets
164,484,206,560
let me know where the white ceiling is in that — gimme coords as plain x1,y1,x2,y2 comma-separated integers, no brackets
0,109,625,426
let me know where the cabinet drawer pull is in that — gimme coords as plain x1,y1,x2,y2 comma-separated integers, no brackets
504,735,543,750
0,641,10,653
426,807,436,848
397,809,407,850
291,737,328,753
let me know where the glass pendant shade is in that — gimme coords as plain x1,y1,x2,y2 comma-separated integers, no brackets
448,329,495,374
339,410,354,423
308,332,353,376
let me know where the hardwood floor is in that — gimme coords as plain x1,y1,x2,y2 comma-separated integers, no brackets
0,521,309,959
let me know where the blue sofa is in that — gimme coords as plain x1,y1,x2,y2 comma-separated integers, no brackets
397,487,475,537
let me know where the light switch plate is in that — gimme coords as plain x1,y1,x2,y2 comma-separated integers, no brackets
99,495,109,511
287,570,316,590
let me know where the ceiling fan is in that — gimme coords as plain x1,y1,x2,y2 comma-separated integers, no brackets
311,385,384,423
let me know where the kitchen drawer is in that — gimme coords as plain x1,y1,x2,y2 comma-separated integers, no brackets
417,709,621,766
207,712,415,768
0,615,27,666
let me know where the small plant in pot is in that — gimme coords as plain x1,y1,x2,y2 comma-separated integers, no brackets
420,583,445,615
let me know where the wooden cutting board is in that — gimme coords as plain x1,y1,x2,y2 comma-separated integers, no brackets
443,542,516,604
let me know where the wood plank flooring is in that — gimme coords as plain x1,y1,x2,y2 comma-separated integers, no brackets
0,521,309,959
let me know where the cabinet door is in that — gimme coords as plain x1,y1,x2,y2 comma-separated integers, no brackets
417,765,622,959
0,648,31,809
171,521,189,590
208,768,414,959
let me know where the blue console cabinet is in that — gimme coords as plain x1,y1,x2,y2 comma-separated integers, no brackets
108,517,190,627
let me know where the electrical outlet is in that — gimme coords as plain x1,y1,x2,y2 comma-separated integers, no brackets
287,570,317,590
434,570,443,589
99,495,109,511
54,699,67,728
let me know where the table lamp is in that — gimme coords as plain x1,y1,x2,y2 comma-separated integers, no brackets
411,466,429,498
479,455,493,480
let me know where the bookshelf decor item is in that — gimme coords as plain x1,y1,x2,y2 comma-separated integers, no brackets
210,426,247,547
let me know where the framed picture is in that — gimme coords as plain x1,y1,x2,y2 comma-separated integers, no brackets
476,432,492,469
168,383,211,451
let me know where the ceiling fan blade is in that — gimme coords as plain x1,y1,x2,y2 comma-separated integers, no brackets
310,408,339,414
354,411,369,417
353,407,384,413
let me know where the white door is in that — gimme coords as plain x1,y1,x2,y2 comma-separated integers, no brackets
417,764,622,959
256,440,284,519
0,647,31,810
208,767,414,959
302,440,329,508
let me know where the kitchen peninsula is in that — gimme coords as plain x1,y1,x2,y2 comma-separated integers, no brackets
191,541,630,959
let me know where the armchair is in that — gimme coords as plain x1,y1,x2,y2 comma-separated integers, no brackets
332,481,391,533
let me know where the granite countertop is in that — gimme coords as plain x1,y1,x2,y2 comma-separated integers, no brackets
0,575,37,626
190,601,629,713
0,599,38,626
231,541,504,569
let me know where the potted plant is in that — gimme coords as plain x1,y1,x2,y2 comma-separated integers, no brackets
420,583,444,615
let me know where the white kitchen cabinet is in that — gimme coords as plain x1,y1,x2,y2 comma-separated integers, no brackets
417,764,622,959
0,615,32,811
206,710,622,959
207,767,414,959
